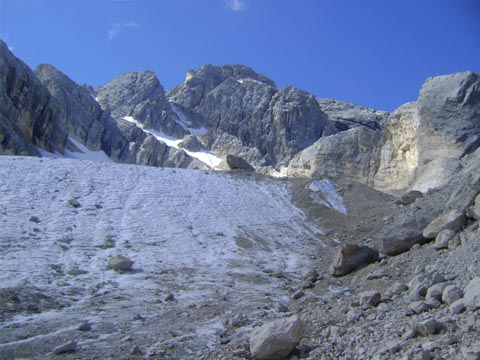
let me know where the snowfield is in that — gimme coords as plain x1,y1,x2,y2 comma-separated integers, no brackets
0,156,326,359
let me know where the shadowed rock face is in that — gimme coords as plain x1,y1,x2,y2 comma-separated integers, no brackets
169,64,337,166
0,40,68,155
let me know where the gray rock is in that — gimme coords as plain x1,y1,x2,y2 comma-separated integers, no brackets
0,41,68,156
407,272,445,301
375,214,432,256
69,198,81,208
407,301,430,315
179,134,204,152
346,309,362,323
421,341,440,352
401,190,423,205
288,126,382,185
53,341,77,355
462,345,480,360
330,243,379,276
169,64,337,167
463,277,480,311
434,229,455,250
249,315,305,360
449,299,466,314
77,320,91,331
359,291,381,307
108,255,134,271
425,283,448,302
442,285,463,305
423,210,465,239
414,319,443,337
226,154,255,171
390,282,409,295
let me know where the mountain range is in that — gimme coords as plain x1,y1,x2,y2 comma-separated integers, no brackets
2,39,479,195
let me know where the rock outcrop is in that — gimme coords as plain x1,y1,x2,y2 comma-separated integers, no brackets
169,64,337,166
96,71,187,138
0,40,68,156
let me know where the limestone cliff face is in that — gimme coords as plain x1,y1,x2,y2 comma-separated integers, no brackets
290,71,480,193
169,64,337,166
0,41,68,156
96,71,187,138
374,71,480,192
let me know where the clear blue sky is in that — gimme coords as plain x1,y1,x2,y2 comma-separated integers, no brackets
1,0,479,111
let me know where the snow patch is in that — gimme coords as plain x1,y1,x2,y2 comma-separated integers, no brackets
169,102,208,136
309,179,347,214
122,116,222,168
38,138,112,163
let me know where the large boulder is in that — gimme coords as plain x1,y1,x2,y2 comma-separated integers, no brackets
422,210,465,239
249,315,305,360
226,154,255,171
463,277,480,311
330,244,379,276
375,215,431,256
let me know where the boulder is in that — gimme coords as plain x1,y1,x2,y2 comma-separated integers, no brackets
226,154,255,171
442,285,463,305
330,244,379,277
359,291,381,307
463,277,480,311
249,315,305,360
434,229,455,250
423,210,465,239
108,255,134,271
375,215,431,256
426,283,448,302
414,319,443,337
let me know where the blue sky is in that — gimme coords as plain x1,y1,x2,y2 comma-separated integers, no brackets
1,0,479,111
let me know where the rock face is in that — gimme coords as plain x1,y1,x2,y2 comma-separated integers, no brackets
287,126,382,184
249,315,305,360
96,71,187,138
330,244,379,276
0,40,68,156
169,64,337,166
33,64,199,169
375,72,480,192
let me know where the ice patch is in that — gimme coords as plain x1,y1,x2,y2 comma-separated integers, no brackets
309,179,347,214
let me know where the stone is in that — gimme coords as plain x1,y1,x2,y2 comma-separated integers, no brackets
407,301,430,315
69,198,81,208
407,272,445,300
390,282,408,295
226,154,255,171
359,291,381,307
401,190,423,205
462,345,480,360
425,283,448,302
330,244,379,276
165,293,175,301
421,342,440,353
375,215,432,256
414,319,443,337
449,300,466,314
423,210,465,239
77,320,91,331
29,216,41,223
249,315,305,360
346,309,362,323
463,277,480,311
441,285,463,305
292,290,304,300
53,341,77,355
434,229,455,250
108,255,134,271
